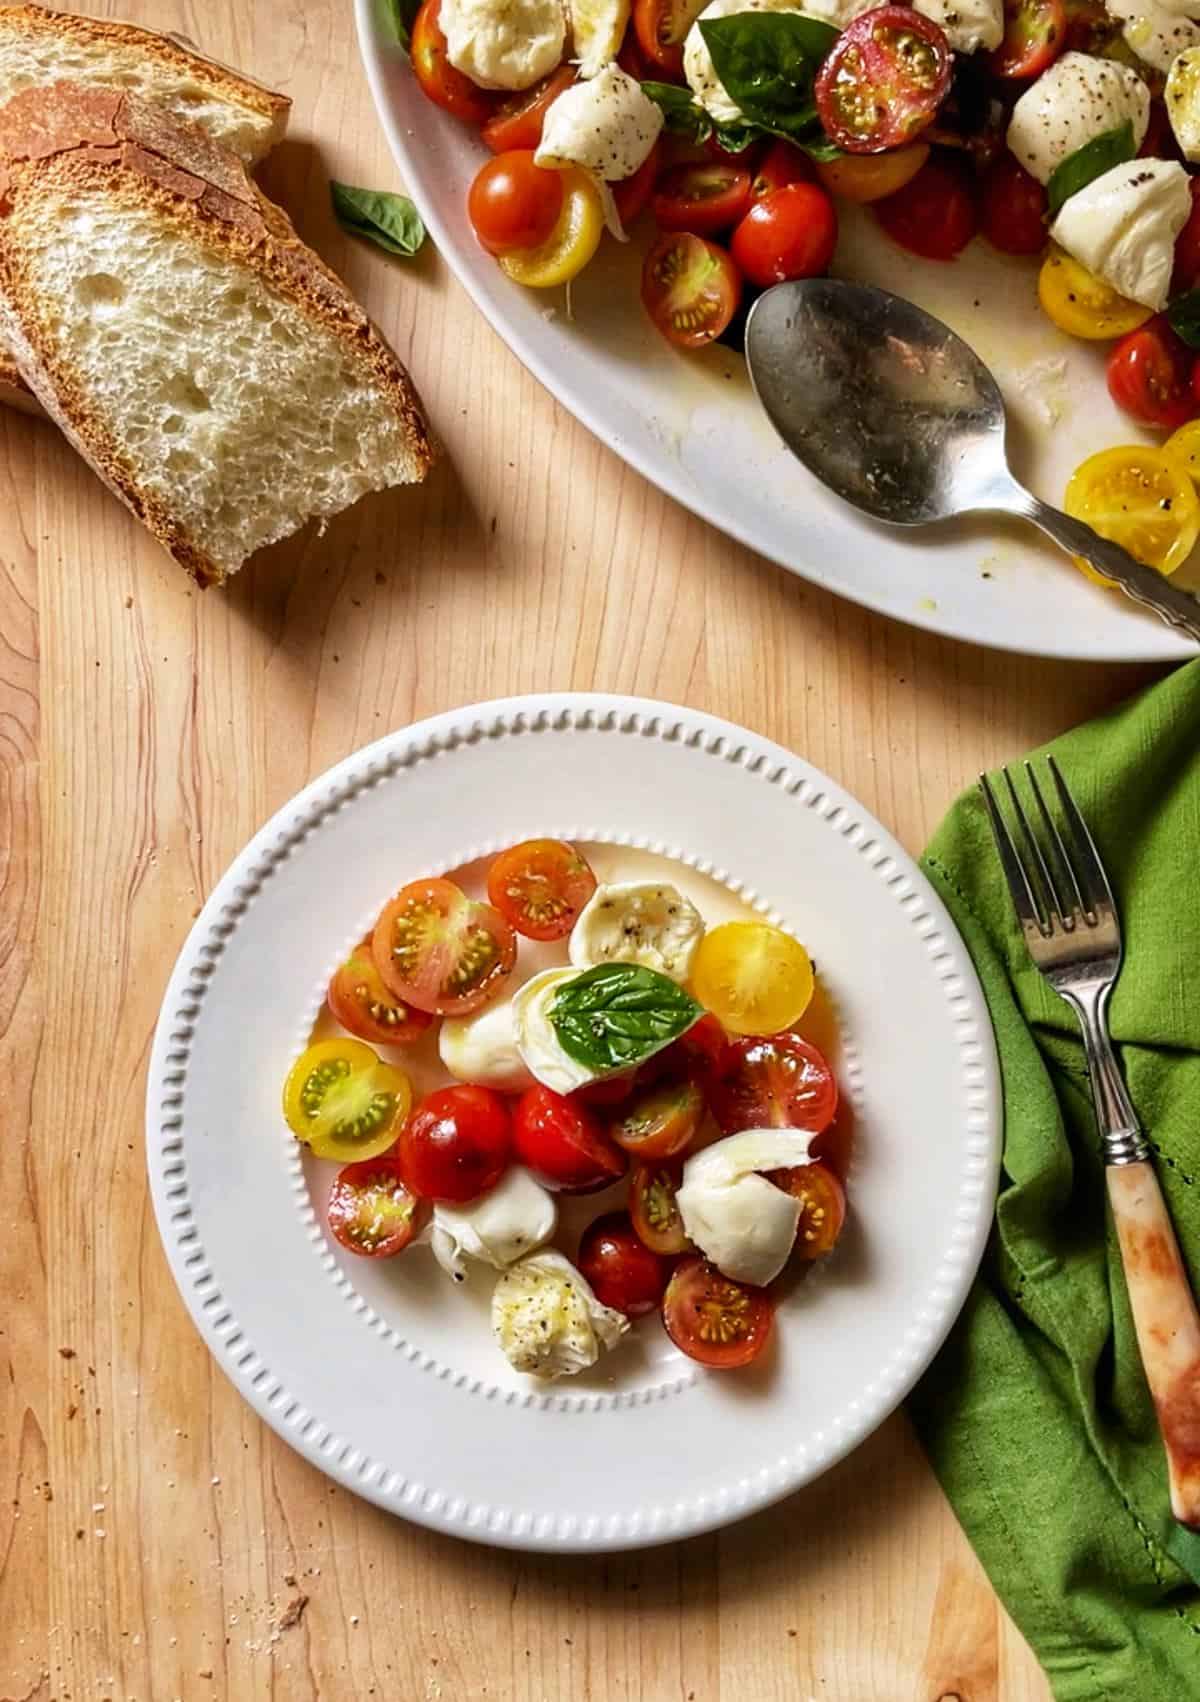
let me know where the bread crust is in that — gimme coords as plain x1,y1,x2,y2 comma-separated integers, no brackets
0,83,435,585
0,4,292,150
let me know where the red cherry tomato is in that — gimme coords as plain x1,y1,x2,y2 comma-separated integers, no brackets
1060,0,1109,52
1106,316,1198,433
486,838,597,940
480,65,576,153
373,876,515,1016
629,1160,691,1254
327,1155,425,1257
327,936,433,1046
398,1084,512,1203
768,1162,847,1260
1174,180,1200,293
513,1085,628,1192
708,1031,838,1136
978,152,1047,256
652,160,753,235
874,155,977,261
731,182,837,287
468,151,565,256
633,0,697,76
609,1076,704,1160
989,0,1066,78
639,1010,727,1087
616,19,655,79
410,0,495,123
815,6,952,155
578,1212,670,1316
751,139,814,200
1139,99,1182,163
662,1255,774,1369
641,231,742,351
573,1072,637,1109
613,139,662,227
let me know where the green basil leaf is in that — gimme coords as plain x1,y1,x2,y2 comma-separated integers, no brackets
641,80,714,144
1045,121,1135,219
550,964,702,1075
794,130,842,162
331,182,427,257
381,0,421,50
699,13,838,139
1169,288,1200,349
713,121,761,154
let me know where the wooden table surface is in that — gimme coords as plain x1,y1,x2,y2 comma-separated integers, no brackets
0,4,1169,1697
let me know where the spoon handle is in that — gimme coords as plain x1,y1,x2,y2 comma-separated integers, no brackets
1018,494,1200,643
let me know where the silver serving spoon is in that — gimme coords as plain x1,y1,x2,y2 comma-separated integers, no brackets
744,278,1200,644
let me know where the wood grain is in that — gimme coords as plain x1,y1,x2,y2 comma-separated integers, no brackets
0,3,1168,1696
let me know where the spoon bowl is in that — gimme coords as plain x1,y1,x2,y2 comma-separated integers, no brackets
744,279,1200,642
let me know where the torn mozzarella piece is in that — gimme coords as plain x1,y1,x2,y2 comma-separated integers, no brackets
676,1129,815,1286
439,998,534,1094
568,881,705,982
430,1169,557,1282
1107,0,1200,72
536,62,663,236
569,0,632,77
913,0,1003,51
440,0,566,90
1050,157,1191,310
1166,46,1200,160
512,966,604,1094
492,1249,629,1377
1006,52,1149,185
684,0,810,124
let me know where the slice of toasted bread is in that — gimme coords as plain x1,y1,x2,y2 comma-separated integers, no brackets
0,83,434,584
0,4,291,414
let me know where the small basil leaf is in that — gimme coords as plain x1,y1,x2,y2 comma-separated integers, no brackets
550,964,702,1075
713,121,761,154
381,0,421,50
331,182,427,257
1045,121,1135,220
699,13,838,139
1169,288,1200,349
641,80,714,144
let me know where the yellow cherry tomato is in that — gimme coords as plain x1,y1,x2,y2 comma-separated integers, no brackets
1063,445,1200,586
690,921,814,1037
1037,248,1153,341
499,166,603,289
815,143,929,204
282,1037,412,1162
1164,419,1200,483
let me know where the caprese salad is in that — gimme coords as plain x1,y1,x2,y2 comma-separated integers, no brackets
398,0,1200,587
282,839,848,1379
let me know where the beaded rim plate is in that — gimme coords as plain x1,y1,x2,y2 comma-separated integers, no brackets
146,693,1001,1551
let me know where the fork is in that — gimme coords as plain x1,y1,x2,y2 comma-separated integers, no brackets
981,756,1200,1531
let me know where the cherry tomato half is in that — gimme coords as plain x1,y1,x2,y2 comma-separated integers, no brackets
653,160,753,235
662,1255,774,1369
730,182,837,288
1063,446,1200,582
751,139,814,200
468,150,564,255
769,1162,847,1260
978,151,1047,256
327,1155,425,1257
814,142,929,205
513,1085,628,1192
1107,316,1198,433
708,1031,838,1136
1174,180,1200,294
989,0,1066,78
690,919,815,1035
641,231,741,350
373,876,515,1017
486,838,597,941
499,165,604,287
283,1038,412,1163
633,0,698,76
578,1212,670,1316
1038,248,1151,340
613,138,662,228
609,1076,704,1160
327,937,433,1047
410,0,495,123
814,7,952,155
480,65,576,153
630,1160,691,1254
398,1084,512,1202
874,155,977,261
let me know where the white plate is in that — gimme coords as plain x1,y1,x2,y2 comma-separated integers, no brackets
147,694,1000,1551
356,1,1198,662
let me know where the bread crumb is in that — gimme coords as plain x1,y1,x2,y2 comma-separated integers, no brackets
58,1347,76,1359
276,1594,308,1633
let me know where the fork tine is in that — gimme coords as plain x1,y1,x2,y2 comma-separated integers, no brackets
1047,755,1115,922
979,772,1048,936
1005,766,1068,931
1024,763,1083,925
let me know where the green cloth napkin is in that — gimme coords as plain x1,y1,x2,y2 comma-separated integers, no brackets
908,658,1200,1702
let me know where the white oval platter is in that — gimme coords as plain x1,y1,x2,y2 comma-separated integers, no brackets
146,693,1000,1551
356,0,1199,662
